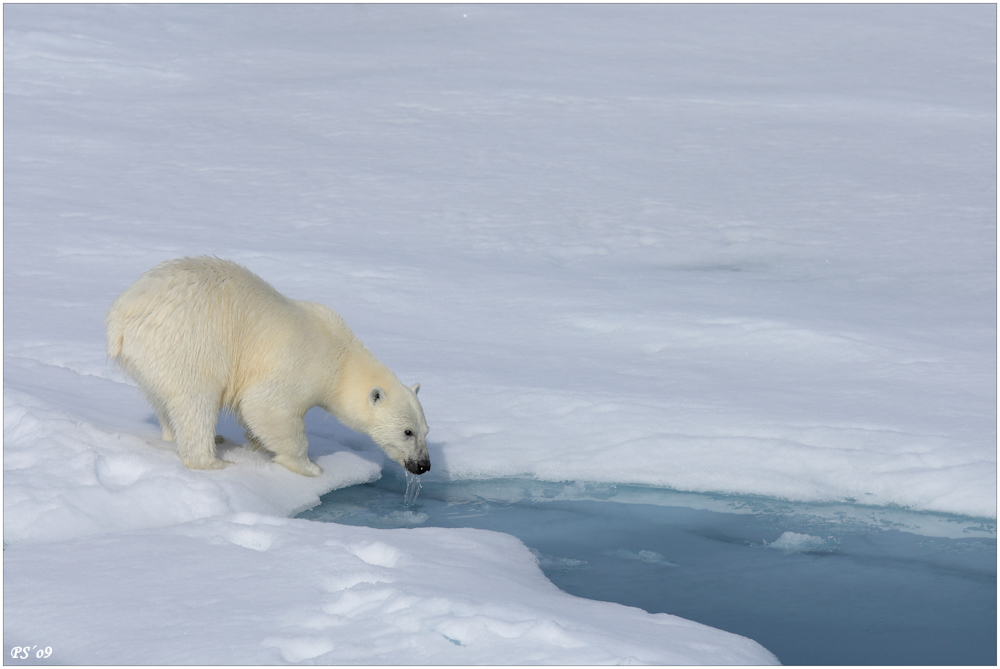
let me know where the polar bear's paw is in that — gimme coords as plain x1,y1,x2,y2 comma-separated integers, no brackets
273,455,323,477
183,455,231,471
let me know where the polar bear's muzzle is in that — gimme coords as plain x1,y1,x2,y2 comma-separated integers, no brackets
405,457,431,475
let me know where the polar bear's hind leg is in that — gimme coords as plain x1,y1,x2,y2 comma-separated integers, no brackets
170,390,229,470
152,403,176,442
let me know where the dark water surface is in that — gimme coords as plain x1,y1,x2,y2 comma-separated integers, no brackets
299,473,997,665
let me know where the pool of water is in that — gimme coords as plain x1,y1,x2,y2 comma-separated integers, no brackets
298,472,997,666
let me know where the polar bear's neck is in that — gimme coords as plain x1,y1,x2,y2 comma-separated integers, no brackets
296,299,401,436
325,335,398,434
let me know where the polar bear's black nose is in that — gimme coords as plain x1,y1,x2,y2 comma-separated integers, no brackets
406,458,431,475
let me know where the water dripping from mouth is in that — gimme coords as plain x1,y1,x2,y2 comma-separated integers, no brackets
403,471,422,506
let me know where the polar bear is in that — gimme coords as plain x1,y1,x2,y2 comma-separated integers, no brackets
106,256,430,477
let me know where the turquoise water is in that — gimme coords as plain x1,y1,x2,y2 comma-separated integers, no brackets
298,472,997,665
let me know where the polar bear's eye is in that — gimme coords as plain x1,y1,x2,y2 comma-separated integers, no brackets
404,429,414,437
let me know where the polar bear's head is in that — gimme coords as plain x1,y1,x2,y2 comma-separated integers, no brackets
366,382,430,475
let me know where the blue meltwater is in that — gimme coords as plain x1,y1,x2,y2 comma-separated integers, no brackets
299,473,997,666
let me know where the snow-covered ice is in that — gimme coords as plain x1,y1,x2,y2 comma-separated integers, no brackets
5,513,774,665
3,3,995,665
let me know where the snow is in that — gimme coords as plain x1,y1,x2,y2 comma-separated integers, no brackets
3,3,994,665
4,513,773,665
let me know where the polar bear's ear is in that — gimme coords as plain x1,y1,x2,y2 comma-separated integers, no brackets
369,387,385,406
410,383,420,395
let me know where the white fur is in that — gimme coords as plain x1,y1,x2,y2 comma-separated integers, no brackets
106,257,430,476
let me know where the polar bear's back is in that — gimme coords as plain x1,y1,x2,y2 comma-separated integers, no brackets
106,257,296,393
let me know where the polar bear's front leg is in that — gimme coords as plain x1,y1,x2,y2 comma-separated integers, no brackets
238,394,323,477
273,450,323,477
